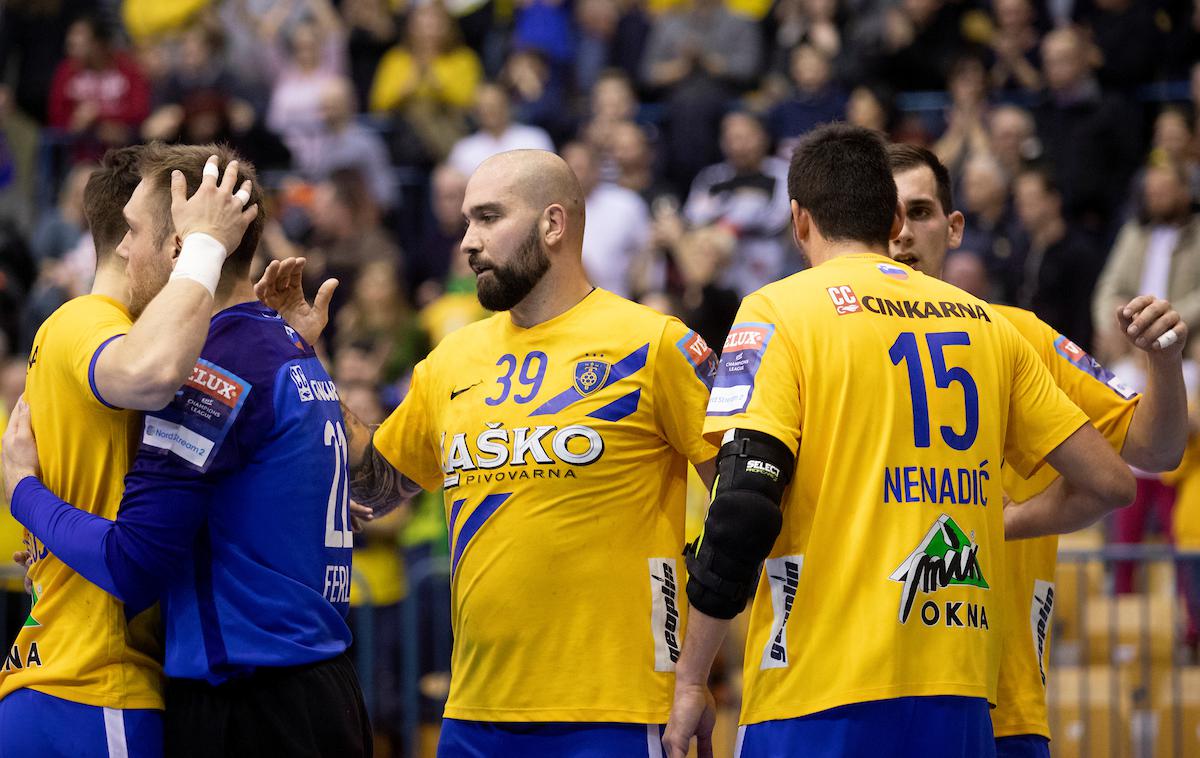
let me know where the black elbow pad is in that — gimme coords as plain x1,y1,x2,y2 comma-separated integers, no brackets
685,430,794,619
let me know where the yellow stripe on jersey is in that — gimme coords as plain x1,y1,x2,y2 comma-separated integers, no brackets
702,254,1089,725
0,295,163,710
373,288,717,723
992,304,1139,739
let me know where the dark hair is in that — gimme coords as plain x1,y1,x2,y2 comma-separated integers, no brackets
1015,163,1060,196
84,146,143,259
887,143,954,213
788,124,897,248
136,142,266,274
71,13,113,46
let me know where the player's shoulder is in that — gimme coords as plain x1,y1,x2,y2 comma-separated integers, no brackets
201,302,315,386
990,303,1055,343
424,310,508,364
40,294,131,337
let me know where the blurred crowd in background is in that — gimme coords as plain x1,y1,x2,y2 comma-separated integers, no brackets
3,0,1200,754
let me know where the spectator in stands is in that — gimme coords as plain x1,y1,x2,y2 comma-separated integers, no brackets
987,0,1042,92
369,3,482,165
303,77,395,210
641,0,762,192
140,21,291,169
306,168,403,325
610,120,676,208
30,163,91,264
1010,165,1102,351
336,259,425,383
846,84,894,136
413,163,469,302
342,377,409,758
0,0,79,124
933,56,991,179
48,15,151,161
263,0,347,172
445,83,553,176
667,224,740,348
574,0,621,94
873,0,967,92
1093,161,1200,363
1034,26,1142,230
769,0,843,77
942,250,993,299
501,48,570,142
562,140,651,298
1074,0,1161,90
1123,108,1200,221
341,0,398,110
579,70,640,175
987,104,1038,179
959,153,1020,284
0,86,39,233
683,111,791,296
418,249,488,346
767,44,847,159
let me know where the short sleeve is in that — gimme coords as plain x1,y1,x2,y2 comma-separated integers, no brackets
373,359,444,492
653,319,719,466
1002,326,1090,479
1036,329,1139,449
64,299,132,411
702,294,804,455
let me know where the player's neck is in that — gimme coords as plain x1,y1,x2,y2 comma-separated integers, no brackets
212,277,256,315
90,263,132,309
806,241,888,266
507,265,594,329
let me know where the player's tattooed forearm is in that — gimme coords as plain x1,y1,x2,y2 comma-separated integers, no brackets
349,439,420,517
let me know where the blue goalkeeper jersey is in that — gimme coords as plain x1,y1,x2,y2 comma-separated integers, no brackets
12,302,354,684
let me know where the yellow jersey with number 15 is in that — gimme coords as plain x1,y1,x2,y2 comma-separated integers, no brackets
992,305,1139,739
702,254,1089,725
373,288,717,723
0,294,163,710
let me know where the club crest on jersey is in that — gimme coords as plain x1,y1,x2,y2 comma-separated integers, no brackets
1053,335,1137,399
826,285,861,315
574,358,610,396
890,514,988,629
877,263,909,280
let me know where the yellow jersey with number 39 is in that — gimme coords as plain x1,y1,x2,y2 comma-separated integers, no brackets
0,294,163,710
992,304,1139,739
372,288,717,723
702,254,1089,725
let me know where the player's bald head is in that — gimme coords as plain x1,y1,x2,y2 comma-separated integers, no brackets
471,150,585,236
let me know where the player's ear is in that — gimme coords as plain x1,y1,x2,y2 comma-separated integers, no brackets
890,199,905,242
790,200,808,249
543,203,567,248
947,210,965,250
172,234,183,261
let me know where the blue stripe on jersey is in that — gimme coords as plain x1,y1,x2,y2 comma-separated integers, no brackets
451,493,513,576
588,388,642,422
529,343,649,416
88,334,124,410
449,497,467,537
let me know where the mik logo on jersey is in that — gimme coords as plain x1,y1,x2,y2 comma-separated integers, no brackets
441,423,605,488
890,515,989,630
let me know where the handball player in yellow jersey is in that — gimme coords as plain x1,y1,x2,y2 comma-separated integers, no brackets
885,143,1188,758
0,146,258,758
663,124,1135,758
306,149,720,756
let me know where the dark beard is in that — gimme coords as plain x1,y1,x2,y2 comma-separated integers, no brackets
475,224,550,312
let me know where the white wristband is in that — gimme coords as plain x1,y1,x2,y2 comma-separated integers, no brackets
170,233,227,297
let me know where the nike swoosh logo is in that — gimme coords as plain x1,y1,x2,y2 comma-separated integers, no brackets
450,382,482,400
